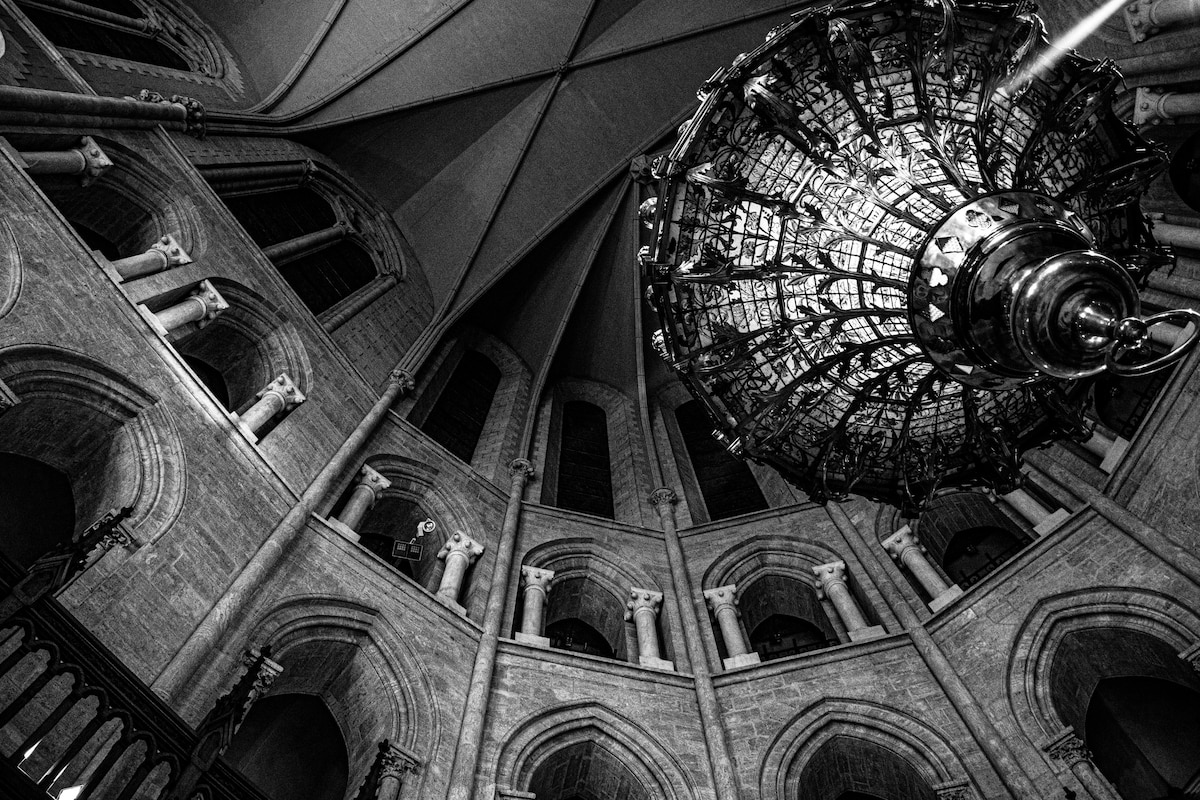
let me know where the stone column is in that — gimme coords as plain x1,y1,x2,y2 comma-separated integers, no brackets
17,136,112,184
703,584,760,669
1124,0,1200,42
377,742,420,800
994,484,1070,536
0,85,191,133
515,566,554,647
445,459,534,800
1080,429,1130,474
110,234,192,280
261,222,351,264
235,374,306,441
328,465,390,543
881,526,963,612
1043,728,1123,800
151,370,415,707
435,532,484,612
148,279,229,337
812,561,885,641
625,588,673,669
1134,87,1200,126
200,160,312,194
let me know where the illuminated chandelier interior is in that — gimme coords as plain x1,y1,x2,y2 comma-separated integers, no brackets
643,0,1200,512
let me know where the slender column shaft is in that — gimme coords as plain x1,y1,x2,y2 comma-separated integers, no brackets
150,370,414,704
1150,321,1188,347
238,374,304,436
446,460,533,800
1125,0,1200,41
651,489,742,800
322,275,399,333
332,465,389,532
1153,221,1200,249
998,487,1051,526
827,503,1043,800
111,235,191,280
882,527,952,599
0,85,188,131
152,280,228,336
704,586,749,657
626,589,665,659
20,150,85,173
518,566,554,636
22,0,152,31
812,561,870,631
201,161,310,186
435,532,484,604
261,224,348,264
1044,729,1122,800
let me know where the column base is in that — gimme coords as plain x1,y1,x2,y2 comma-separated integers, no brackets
638,655,675,671
848,625,886,643
1034,508,1072,537
929,585,964,613
514,632,550,648
1098,437,1131,473
326,518,361,544
722,652,761,670
435,595,466,615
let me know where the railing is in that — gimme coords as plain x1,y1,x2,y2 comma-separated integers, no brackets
0,541,271,800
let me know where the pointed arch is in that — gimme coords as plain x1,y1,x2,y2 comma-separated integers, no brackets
493,701,697,800
759,698,977,800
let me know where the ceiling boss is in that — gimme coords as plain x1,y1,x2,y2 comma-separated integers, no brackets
643,0,1200,513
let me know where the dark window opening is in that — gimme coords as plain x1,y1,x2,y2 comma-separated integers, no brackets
358,495,431,583
19,6,190,71
1170,129,1200,213
223,694,349,800
1093,367,1174,440
546,618,616,660
277,239,375,314
420,351,501,463
555,401,614,518
748,613,836,661
0,453,74,569
69,220,122,261
1085,676,1200,800
221,189,338,249
182,354,231,410
942,525,1026,588
675,400,767,520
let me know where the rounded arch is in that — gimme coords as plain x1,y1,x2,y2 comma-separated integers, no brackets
493,702,696,800
1006,587,1200,742
701,533,846,592
760,698,975,800
17,135,207,261
0,343,185,545
170,278,312,410
520,538,662,663
246,594,440,787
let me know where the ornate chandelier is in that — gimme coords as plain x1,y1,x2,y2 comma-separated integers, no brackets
643,0,1200,511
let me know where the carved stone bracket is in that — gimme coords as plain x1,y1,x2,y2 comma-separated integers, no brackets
1043,728,1092,768
1179,642,1200,673
132,89,206,138
650,487,677,507
933,779,974,800
387,368,415,394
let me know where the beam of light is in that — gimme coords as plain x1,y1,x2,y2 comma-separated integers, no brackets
999,0,1127,95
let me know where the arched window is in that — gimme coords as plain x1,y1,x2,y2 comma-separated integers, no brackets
419,351,501,463
223,694,349,800
917,492,1030,589
738,576,839,661
521,575,629,663
675,400,767,521
555,401,614,518
527,740,652,800
1049,628,1200,799
18,4,191,71
795,735,937,800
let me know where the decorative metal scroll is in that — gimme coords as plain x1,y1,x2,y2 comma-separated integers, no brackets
645,0,1167,511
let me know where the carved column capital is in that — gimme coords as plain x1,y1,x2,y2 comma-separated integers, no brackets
1179,642,1200,673
355,464,391,501
625,587,664,620
703,584,739,614
437,531,484,563
387,368,415,394
881,524,921,561
191,279,230,327
75,136,113,185
932,780,974,800
811,560,849,596
257,372,306,410
240,647,284,709
133,89,206,138
1044,728,1092,768
520,565,555,595
149,234,192,268
650,487,677,507
379,741,420,780
508,458,535,482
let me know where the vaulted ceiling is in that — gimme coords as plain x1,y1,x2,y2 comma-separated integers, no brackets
194,0,806,414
